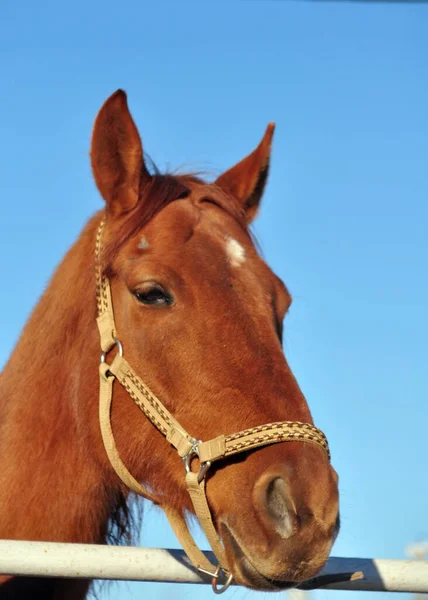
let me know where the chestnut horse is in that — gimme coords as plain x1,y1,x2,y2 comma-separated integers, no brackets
0,90,339,599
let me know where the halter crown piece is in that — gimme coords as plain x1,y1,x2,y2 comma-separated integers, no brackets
95,218,331,594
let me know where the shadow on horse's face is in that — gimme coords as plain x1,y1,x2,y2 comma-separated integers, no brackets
91,90,340,589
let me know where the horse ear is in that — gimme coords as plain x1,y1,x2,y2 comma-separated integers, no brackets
215,123,275,223
91,90,151,216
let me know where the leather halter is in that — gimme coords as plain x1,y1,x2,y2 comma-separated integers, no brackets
95,218,331,593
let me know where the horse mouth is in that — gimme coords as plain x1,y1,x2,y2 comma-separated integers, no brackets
221,524,301,591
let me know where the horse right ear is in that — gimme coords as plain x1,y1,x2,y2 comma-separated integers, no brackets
91,90,151,216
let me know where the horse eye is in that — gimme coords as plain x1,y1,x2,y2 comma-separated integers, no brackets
133,284,173,307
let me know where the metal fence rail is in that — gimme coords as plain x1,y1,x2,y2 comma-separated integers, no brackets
1,540,428,592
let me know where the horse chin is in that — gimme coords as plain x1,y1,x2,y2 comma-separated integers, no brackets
220,523,303,591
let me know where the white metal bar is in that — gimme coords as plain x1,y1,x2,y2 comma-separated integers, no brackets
0,540,428,592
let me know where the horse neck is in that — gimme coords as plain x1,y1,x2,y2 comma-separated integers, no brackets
0,213,120,545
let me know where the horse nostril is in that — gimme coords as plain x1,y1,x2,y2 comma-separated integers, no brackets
264,477,297,539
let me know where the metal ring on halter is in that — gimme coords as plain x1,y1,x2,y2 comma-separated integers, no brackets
183,441,212,483
182,440,199,473
211,566,233,594
100,338,123,365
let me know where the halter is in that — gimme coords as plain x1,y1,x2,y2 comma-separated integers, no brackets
95,218,331,593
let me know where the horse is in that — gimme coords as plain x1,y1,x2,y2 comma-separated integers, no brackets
0,90,339,599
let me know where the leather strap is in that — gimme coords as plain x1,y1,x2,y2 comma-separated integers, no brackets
107,355,194,457
185,472,227,566
99,362,159,503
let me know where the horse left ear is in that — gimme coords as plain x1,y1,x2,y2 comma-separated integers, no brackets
215,123,275,223
91,90,151,216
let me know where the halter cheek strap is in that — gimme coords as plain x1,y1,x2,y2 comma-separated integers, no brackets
95,218,330,594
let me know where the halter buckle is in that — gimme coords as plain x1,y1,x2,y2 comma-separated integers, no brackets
182,441,212,483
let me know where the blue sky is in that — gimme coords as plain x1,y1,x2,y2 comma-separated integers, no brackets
1,1,427,600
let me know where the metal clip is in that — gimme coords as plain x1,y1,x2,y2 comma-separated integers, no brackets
212,566,233,594
182,440,212,483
